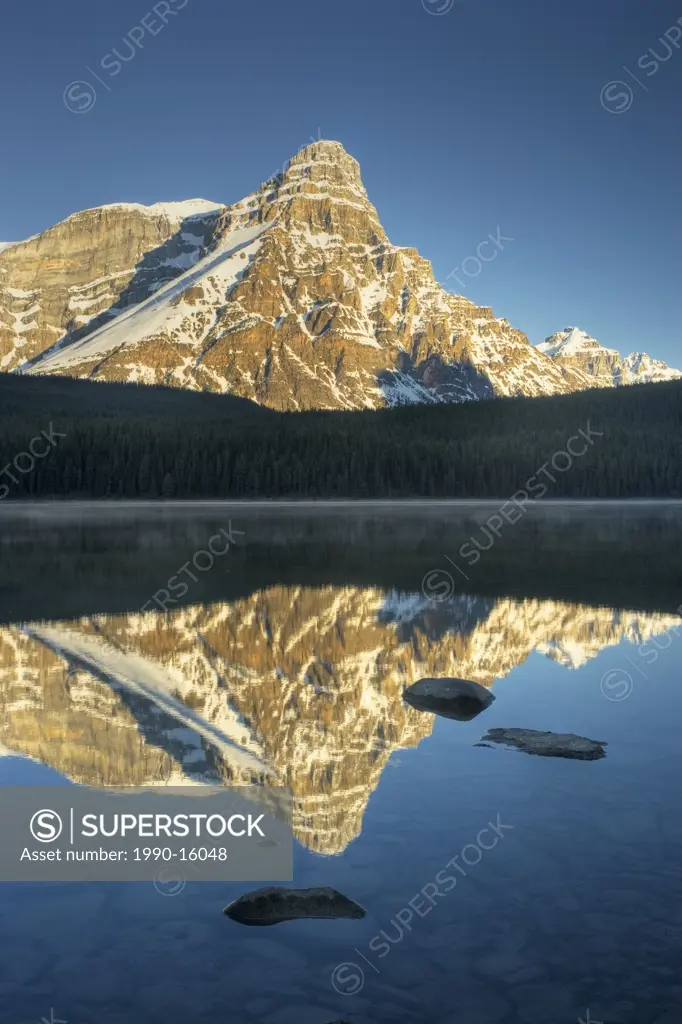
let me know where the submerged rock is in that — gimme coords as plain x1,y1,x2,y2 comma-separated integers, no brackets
480,728,607,761
403,677,495,721
223,886,366,926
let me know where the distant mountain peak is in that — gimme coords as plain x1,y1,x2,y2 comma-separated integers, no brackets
538,327,616,357
539,327,682,387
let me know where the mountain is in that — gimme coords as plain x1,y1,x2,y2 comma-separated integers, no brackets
1,588,680,854
538,327,682,388
4,142,677,410
3,140,588,410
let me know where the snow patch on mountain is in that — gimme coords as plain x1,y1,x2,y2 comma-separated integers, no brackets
90,199,225,222
26,220,272,375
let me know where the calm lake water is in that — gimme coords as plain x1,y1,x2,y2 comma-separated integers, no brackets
1,503,681,1024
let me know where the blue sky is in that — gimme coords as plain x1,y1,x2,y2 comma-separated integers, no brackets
1,0,681,362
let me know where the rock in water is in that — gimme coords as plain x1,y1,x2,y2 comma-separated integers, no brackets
480,728,607,761
403,677,495,721
223,886,366,926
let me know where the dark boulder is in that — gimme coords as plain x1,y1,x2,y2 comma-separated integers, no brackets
480,728,607,761
224,886,366,926
403,677,495,721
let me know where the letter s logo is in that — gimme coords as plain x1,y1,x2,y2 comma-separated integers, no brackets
63,81,97,114
600,81,634,115
30,809,63,843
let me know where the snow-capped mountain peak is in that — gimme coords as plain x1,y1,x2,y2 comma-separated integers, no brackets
539,327,618,358
5,139,576,406
1,141,679,408
621,350,682,382
538,326,681,388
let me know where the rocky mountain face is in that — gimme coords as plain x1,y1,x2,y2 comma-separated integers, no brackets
3,141,593,410
538,327,682,388
0,200,223,373
4,143,677,409
1,587,679,854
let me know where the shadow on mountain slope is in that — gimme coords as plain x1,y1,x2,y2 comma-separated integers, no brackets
21,213,223,372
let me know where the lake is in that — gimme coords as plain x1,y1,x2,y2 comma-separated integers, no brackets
0,502,681,1024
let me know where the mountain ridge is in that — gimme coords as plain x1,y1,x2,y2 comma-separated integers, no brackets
1,140,678,408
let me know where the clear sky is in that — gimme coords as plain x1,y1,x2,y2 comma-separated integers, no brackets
1,0,680,363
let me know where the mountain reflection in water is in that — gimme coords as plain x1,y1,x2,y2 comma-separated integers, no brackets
1,587,679,855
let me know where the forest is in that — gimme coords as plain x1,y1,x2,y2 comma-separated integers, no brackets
0,373,680,500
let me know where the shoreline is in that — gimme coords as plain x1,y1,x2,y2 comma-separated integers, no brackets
2,497,682,531
2,497,682,513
